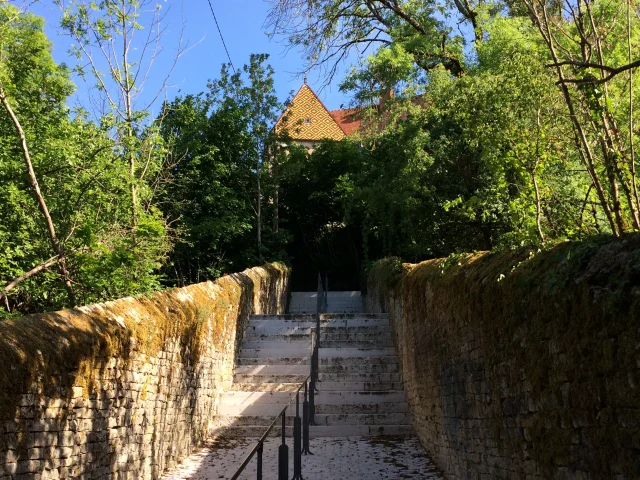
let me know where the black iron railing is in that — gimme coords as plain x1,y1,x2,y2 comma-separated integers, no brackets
229,272,328,479
230,376,313,480
310,273,327,425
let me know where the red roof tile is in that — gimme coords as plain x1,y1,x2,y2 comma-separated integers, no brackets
329,108,363,137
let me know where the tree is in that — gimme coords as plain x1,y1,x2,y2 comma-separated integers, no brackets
266,0,490,82
0,5,166,317
59,0,185,239
522,0,640,235
0,5,79,307
157,54,287,285
206,55,285,261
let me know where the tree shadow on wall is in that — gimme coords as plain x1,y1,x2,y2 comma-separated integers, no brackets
0,266,286,478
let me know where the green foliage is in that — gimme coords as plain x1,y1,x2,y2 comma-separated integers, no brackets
157,54,287,285
284,14,610,281
4,0,640,312
0,6,165,316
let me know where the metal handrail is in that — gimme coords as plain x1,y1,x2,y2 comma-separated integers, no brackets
229,273,328,479
229,375,312,480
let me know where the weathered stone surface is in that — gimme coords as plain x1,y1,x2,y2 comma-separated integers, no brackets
161,436,443,479
0,263,289,479
366,237,640,479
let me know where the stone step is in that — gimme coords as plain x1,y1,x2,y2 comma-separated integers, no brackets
243,333,310,342
220,391,299,405
229,383,304,392
319,347,396,357
209,425,294,438
233,372,309,383
217,404,294,416
210,415,293,427
252,313,389,320
217,401,411,416
210,425,414,437
239,347,310,358
315,391,407,404
234,365,310,375
210,412,411,428
319,331,392,341
318,373,401,383
315,402,410,414
245,325,312,335
236,359,399,371
248,319,390,329
237,357,310,366
316,381,403,392
320,325,392,334
311,425,413,436
319,356,398,365
319,363,399,374
313,412,411,426
241,341,312,350
251,314,315,321
319,340,394,348
248,321,318,330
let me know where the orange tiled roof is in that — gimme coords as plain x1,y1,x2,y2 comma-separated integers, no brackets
276,84,346,141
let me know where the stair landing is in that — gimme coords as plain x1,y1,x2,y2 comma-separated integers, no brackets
289,291,364,314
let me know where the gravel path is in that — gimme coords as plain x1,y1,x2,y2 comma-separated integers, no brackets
161,436,443,480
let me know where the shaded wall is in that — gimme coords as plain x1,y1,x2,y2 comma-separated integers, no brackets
0,263,289,479
366,237,640,479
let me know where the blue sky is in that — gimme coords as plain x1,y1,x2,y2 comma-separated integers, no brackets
27,0,355,116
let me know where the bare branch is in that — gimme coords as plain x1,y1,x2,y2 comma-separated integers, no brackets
0,256,61,302
0,81,76,303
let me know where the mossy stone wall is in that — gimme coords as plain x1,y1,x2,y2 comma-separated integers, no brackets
366,237,640,479
0,263,289,480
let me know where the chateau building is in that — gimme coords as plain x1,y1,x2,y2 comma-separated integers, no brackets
275,81,363,150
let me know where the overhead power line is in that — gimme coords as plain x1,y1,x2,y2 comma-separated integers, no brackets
206,0,235,72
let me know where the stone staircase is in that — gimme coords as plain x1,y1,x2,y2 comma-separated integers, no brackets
209,293,413,438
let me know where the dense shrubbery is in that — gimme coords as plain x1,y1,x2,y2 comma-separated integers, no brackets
3,0,640,312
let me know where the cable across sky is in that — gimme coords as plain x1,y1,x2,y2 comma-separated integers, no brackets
206,0,235,72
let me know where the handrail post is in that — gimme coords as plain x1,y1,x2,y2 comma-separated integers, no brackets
317,272,322,313
231,378,311,480
257,440,263,480
324,273,328,312
314,314,320,387
309,343,316,425
292,391,303,479
302,380,312,455
278,408,289,480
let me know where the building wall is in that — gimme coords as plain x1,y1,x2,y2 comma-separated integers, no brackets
0,263,290,480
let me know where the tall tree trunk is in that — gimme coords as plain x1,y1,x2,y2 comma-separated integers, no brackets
257,159,263,260
121,0,137,238
272,145,279,233
585,0,639,230
628,0,640,225
526,2,620,235
0,84,76,305
533,109,545,243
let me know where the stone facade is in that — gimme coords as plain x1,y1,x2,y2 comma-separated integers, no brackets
366,237,640,479
0,263,289,480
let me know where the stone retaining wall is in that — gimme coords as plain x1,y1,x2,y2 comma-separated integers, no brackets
366,237,640,479
0,263,289,480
